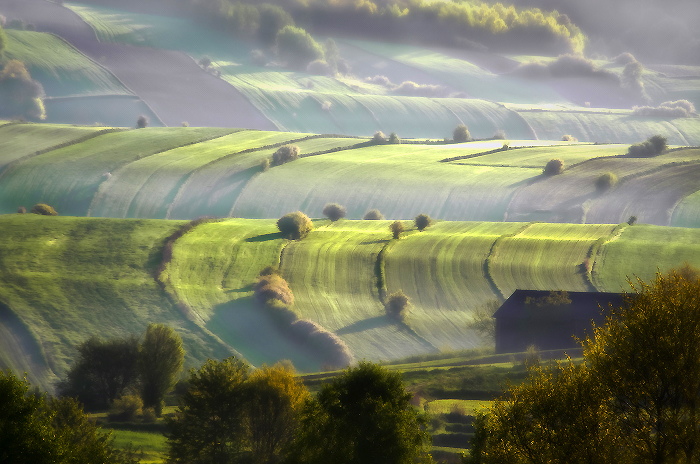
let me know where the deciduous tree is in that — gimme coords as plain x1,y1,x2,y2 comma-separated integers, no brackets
138,323,184,416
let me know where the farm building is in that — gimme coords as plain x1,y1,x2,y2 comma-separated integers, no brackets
493,290,626,354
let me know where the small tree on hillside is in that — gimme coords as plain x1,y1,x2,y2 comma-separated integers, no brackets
543,158,565,176
277,211,313,240
385,291,410,321
136,115,149,129
414,214,432,231
561,134,577,142
389,220,405,239
595,172,618,191
388,132,401,144
198,56,212,70
31,203,58,216
138,324,184,416
323,203,347,222
364,209,384,220
372,131,386,144
453,124,471,143
272,145,300,166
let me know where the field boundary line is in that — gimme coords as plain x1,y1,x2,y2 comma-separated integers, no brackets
589,224,630,290
439,145,525,163
483,222,535,300
0,127,124,181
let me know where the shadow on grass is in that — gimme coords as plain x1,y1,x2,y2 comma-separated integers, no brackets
225,284,253,294
246,232,284,242
336,315,390,335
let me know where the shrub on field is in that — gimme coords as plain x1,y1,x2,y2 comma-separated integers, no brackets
307,59,333,76
323,203,347,222
277,211,313,240
108,394,143,422
627,215,638,225
385,290,410,321
16,206,25,214
627,134,667,157
595,172,618,191
272,144,300,165
276,26,324,70
414,213,432,231
290,319,353,368
389,220,405,239
453,124,471,143
198,56,212,69
254,270,294,307
31,203,57,216
561,134,577,142
389,132,401,144
633,100,696,118
260,158,270,172
372,131,386,144
136,115,149,129
493,129,506,140
543,158,565,176
364,209,384,220
181,121,189,127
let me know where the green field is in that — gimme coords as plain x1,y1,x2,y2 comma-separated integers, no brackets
3,30,129,97
111,429,167,464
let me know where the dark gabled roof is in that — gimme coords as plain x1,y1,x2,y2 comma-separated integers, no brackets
493,289,627,320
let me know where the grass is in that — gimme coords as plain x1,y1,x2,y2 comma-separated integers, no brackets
3,30,129,97
425,399,493,416
0,127,237,216
0,214,234,391
110,429,167,464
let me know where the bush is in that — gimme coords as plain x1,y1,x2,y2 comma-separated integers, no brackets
627,215,638,225
30,203,57,216
627,135,667,157
372,131,386,144
16,206,25,214
543,158,565,176
364,209,384,220
595,172,618,191
272,145,300,165
561,134,578,142
493,130,506,140
388,132,401,144
108,394,143,422
414,214,432,231
276,25,324,70
136,115,148,129
385,291,410,321
389,220,405,239
322,203,347,222
253,271,294,306
181,121,189,127
197,56,211,69
633,100,696,118
453,124,471,143
277,211,313,240
260,158,270,172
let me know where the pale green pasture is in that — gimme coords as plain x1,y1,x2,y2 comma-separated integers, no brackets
457,144,625,167
518,110,700,145
281,221,435,361
0,127,236,217
233,144,538,221
593,225,700,292
0,123,103,169
88,130,295,218
384,222,523,350
164,220,327,371
425,399,493,415
111,430,166,464
168,137,362,219
4,30,129,97
489,223,617,296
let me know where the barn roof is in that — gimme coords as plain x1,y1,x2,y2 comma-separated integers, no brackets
493,289,627,320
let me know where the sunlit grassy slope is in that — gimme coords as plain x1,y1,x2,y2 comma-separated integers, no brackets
2,215,700,392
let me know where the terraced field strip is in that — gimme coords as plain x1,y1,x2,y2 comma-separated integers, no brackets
67,3,150,45
164,219,327,371
3,30,129,97
488,223,618,297
456,144,625,168
384,221,525,350
0,215,235,390
517,110,700,145
0,127,237,217
89,130,300,219
233,144,539,220
0,123,104,170
169,136,363,219
281,221,435,361
593,224,700,292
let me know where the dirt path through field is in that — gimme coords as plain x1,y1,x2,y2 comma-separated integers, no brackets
0,0,277,129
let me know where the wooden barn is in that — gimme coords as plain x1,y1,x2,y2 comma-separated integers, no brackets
493,290,627,354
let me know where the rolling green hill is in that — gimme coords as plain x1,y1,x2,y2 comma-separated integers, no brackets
2,214,700,393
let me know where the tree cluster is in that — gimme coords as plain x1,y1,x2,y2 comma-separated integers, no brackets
1,370,139,464
468,269,700,464
543,159,564,176
0,60,46,120
253,267,294,307
627,134,667,157
59,324,184,416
